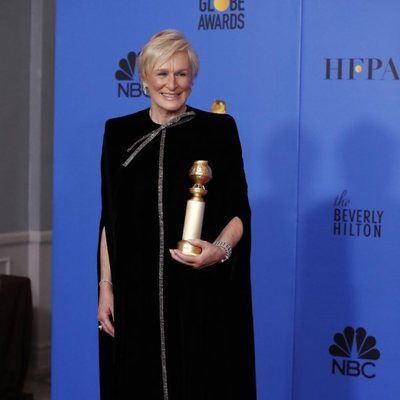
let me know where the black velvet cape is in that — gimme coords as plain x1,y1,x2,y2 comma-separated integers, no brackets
98,106,256,400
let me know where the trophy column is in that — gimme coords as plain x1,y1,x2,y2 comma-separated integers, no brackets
177,160,212,255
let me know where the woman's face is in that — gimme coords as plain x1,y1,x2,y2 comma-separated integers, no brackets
144,51,193,121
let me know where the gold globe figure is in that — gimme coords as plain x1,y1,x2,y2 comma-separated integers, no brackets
177,160,213,255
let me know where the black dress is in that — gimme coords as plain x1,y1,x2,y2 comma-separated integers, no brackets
98,106,256,400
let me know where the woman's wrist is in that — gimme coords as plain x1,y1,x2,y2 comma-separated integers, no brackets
99,279,113,287
213,241,233,263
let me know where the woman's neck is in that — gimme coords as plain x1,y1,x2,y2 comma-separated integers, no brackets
149,106,188,125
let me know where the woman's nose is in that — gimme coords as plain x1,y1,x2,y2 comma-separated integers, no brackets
166,74,177,90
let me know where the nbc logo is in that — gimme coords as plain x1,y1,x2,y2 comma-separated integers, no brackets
115,51,148,98
329,326,380,379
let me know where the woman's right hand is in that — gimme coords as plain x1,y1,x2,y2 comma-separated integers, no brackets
97,284,115,337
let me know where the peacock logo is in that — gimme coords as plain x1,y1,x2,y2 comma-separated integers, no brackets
115,52,137,81
115,51,148,98
329,326,380,379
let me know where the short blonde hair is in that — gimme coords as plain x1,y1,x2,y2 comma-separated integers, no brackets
138,29,199,81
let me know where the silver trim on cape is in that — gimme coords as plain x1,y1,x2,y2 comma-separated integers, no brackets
122,111,196,400
158,130,168,399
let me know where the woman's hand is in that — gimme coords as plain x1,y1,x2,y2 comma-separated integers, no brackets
169,239,226,269
170,216,243,269
97,284,115,337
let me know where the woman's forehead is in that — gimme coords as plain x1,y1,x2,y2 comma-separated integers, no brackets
153,51,190,70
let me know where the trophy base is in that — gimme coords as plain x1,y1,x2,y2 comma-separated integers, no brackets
177,240,202,256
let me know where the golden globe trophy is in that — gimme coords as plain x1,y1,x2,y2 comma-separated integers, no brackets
177,160,212,255
211,99,227,114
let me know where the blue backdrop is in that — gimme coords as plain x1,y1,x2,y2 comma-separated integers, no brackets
53,1,400,399
293,1,400,399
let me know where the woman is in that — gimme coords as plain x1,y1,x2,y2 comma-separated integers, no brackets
97,29,256,399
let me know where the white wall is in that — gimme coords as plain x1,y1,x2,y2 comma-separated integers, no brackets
0,0,55,375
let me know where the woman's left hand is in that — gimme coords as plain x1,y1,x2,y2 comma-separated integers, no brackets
169,239,225,269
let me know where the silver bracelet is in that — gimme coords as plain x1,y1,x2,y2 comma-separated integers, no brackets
213,241,233,263
99,279,113,287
